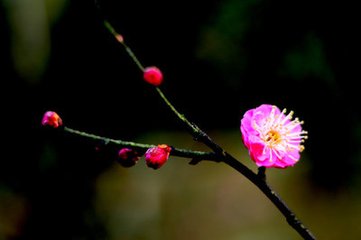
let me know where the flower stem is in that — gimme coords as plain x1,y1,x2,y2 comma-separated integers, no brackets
102,20,315,240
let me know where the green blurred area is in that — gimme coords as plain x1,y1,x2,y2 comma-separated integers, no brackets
1,0,361,239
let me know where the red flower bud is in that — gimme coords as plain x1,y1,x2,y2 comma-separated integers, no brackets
115,34,124,43
117,148,140,167
41,111,63,128
143,66,163,86
145,144,171,169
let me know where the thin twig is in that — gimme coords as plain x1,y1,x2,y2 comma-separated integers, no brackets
64,126,218,161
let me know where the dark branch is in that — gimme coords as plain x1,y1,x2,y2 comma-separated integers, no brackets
99,17,316,240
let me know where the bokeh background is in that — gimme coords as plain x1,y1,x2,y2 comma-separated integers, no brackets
1,0,361,239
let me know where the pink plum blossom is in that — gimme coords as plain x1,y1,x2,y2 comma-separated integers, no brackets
240,104,308,168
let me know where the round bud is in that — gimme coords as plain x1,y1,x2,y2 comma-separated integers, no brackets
143,66,163,86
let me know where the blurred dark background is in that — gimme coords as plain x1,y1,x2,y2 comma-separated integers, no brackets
1,0,361,239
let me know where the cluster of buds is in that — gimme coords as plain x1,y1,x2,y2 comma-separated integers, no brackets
41,111,172,169
116,144,172,169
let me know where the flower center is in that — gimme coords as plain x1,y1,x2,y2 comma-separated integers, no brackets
252,106,308,153
265,130,281,145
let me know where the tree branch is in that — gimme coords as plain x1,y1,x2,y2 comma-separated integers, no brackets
64,126,218,161
95,12,316,240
